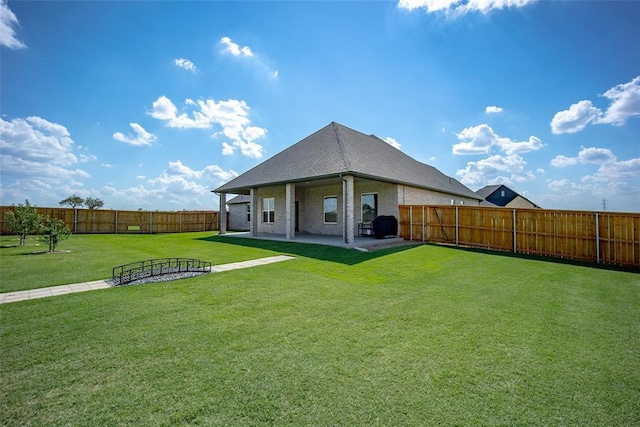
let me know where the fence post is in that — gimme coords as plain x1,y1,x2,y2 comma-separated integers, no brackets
115,210,118,234
422,205,425,242
595,211,600,264
426,206,430,241
149,211,153,234
409,205,413,241
513,209,517,253
455,205,459,246
179,211,182,233
74,208,78,234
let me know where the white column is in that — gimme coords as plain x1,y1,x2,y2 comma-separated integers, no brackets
219,193,227,235
343,175,355,244
250,188,258,237
285,183,296,239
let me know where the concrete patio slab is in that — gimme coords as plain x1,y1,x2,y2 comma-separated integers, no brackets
220,232,411,251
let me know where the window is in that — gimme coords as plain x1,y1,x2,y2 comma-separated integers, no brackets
324,196,338,224
246,204,251,222
501,190,505,197
262,198,274,223
362,193,378,222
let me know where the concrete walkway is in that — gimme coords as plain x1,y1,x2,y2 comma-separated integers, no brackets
0,255,295,305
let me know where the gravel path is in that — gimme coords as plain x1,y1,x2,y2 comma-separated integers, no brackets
106,270,211,287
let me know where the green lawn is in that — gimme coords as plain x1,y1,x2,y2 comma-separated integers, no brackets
1,233,639,425
0,232,281,293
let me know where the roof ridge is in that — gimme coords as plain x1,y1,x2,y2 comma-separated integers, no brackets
332,122,352,171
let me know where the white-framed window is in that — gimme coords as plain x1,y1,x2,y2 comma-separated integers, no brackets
324,196,338,224
246,204,251,222
451,199,455,205
361,193,378,222
262,197,274,223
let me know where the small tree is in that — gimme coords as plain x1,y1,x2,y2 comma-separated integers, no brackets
85,197,104,209
59,194,84,208
4,200,42,246
38,216,71,253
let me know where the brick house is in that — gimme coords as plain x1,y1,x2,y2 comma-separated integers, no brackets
214,122,482,243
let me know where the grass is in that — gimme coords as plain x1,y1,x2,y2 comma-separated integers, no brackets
0,232,281,293
1,233,639,425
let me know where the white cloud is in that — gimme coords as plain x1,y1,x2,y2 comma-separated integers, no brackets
456,153,534,187
174,58,197,72
397,0,537,14
149,96,211,129
166,160,237,181
0,154,89,179
1,116,79,168
220,36,253,57
104,161,238,210
550,155,578,168
550,100,602,134
384,136,401,150
551,76,640,134
453,124,544,155
78,153,97,163
0,115,96,206
597,76,640,126
551,146,619,169
485,106,503,114
229,140,265,159
0,0,26,49
578,147,616,165
221,142,235,156
548,146,640,210
453,125,497,155
113,123,157,146
149,95,268,158
544,177,639,212
219,36,279,80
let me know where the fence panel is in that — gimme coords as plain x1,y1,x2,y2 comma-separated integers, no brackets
0,206,221,235
399,205,639,268
599,213,640,267
77,209,116,233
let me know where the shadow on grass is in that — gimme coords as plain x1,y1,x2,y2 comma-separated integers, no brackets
195,235,421,266
432,243,640,274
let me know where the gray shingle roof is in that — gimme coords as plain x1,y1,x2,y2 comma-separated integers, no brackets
214,122,481,200
227,195,251,204
475,184,502,200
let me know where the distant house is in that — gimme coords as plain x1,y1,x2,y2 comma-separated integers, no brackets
475,184,541,209
227,195,251,231
214,122,482,243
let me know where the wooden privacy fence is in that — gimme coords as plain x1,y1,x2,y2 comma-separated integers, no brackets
399,205,640,268
0,207,221,235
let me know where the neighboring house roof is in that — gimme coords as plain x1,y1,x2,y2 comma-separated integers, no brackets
214,122,481,200
227,195,251,204
475,184,502,200
475,184,541,208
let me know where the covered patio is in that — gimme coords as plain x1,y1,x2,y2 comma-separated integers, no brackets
218,231,411,251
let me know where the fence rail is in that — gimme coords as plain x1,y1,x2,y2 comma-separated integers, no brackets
0,206,221,235
399,205,640,268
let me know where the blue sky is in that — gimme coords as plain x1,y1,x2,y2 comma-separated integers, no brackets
1,0,638,212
